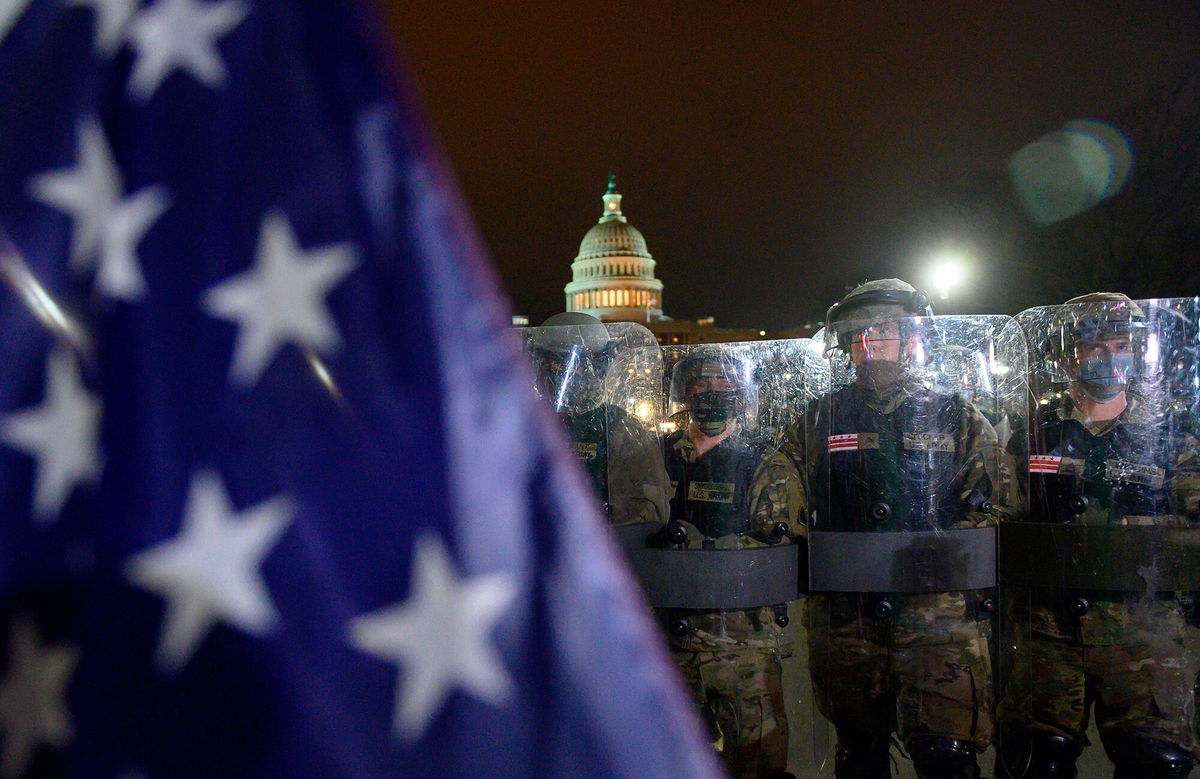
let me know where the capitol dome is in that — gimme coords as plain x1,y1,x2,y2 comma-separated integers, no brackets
564,175,666,322
576,214,653,261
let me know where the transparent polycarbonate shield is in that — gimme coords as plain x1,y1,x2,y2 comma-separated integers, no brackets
626,340,817,778
997,298,1200,778
518,321,669,526
755,338,831,448
814,314,1024,539
654,340,813,545
806,315,1027,775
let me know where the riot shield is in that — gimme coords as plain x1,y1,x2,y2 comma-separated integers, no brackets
623,340,815,778
806,314,1026,777
997,297,1200,778
519,321,670,527
755,337,831,448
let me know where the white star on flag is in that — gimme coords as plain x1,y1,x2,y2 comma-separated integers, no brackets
348,533,517,741
28,119,119,265
0,348,102,524
0,619,79,778
97,185,171,300
125,470,295,673
0,0,31,47
126,0,248,101
28,117,170,301
68,0,140,55
203,211,358,388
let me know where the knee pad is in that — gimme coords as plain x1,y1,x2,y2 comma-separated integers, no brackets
835,729,891,779
1006,730,1081,779
905,735,979,779
1107,732,1195,779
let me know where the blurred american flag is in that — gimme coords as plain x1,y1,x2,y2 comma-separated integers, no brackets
0,1,717,776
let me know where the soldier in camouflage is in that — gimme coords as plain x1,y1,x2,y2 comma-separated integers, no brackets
997,293,1200,779
530,313,670,527
658,345,803,779
785,280,1014,779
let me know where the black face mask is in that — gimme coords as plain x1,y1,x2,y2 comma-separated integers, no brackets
691,391,740,436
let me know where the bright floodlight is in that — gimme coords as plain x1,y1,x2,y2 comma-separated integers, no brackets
926,253,966,299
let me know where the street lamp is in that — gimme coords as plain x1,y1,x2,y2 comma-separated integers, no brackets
925,251,967,301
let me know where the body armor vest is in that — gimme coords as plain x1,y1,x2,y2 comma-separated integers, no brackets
665,431,764,539
1030,401,1174,524
821,385,971,532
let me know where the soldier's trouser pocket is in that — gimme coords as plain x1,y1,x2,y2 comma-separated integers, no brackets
1024,631,1089,741
806,627,893,737
1088,637,1200,756
893,633,995,750
678,649,789,779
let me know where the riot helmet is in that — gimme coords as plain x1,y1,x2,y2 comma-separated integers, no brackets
528,312,614,414
1052,292,1146,402
826,278,933,351
668,346,756,437
825,279,934,398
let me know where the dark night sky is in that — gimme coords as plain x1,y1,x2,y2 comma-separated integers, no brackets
388,3,1200,330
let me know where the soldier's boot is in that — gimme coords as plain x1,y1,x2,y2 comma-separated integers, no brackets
906,736,980,779
1106,733,1195,779
996,729,1081,779
834,730,891,779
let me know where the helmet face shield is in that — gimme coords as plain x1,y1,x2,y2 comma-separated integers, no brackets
840,322,903,362
688,389,741,436
536,343,603,413
826,279,934,369
519,321,662,420
826,315,940,390
1069,333,1137,400
1016,297,1200,407
1031,300,1149,398
666,345,757,435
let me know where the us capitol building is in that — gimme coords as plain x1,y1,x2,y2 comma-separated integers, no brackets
546,175,816,344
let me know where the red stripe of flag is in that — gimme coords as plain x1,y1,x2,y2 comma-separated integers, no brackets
828,434,859,452
1029,455,1061,474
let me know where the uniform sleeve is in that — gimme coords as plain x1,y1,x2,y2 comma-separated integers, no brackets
746,449,804,545
607,413,671,527
1004,411,1030,510
776,400,825,540
954,400,1020,526
1168,432,1200,520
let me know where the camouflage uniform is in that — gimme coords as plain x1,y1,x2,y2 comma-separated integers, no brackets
561,404,671,526
1000,392,1200,762
525,313,671,527
785,377,1011,761
660,425,803,778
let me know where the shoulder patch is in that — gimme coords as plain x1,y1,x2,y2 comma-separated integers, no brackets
828,433,879,452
